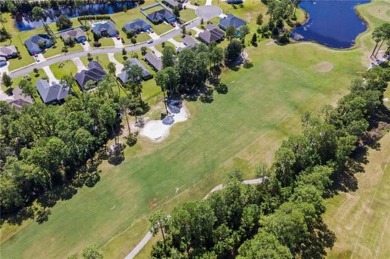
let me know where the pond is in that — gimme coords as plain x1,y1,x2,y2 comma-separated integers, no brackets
15,1,136,31
291,0,370,48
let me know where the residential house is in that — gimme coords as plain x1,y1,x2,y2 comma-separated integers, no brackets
219,14,247,31
122,19,152,34
6,87,33,110
198,24,224,44
60,28,87,43
36,79,69,104
75,61,106,90
163,0,183,10
144,52,163,71
24,34,54,55
91,21,119,38
0,45,18,59
147,9,176,24
118,58,152,84
177,35,198,52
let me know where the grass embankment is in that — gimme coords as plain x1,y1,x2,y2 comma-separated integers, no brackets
0,41,365,259
323,133,390,259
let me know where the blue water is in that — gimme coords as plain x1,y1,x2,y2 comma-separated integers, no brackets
15,1,136,31
291,0,370,48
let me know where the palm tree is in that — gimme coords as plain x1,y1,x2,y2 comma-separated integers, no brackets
371,27,383,57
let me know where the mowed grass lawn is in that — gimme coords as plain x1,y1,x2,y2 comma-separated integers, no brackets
1,41,366,259
323,133,390,259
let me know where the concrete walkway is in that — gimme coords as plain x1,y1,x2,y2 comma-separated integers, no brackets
149,32,160,40
108,53,124,76
124,177,266,259
72,57,87,72
192,27,204,37
149,46,163,58
42,66,59,84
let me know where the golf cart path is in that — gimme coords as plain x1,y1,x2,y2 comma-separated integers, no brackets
124,177,266,259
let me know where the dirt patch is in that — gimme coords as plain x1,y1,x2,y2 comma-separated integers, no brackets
313,61,334,73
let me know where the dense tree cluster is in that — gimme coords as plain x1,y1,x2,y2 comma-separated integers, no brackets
150,62,390,258
0,94,121,223
56,14,73,31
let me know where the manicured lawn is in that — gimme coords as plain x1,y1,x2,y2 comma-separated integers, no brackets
49,60,78,79
10,69,47,104
97,38,115,48
180,9,198,23
323,133,390,259
1,1,387,259
136,32,152,43
155,41,175,53
153,22,173,35
80,54,110,70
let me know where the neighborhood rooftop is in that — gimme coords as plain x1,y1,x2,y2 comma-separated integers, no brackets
0,45,18,59
144,52,163,71
147,9,176,24
36,79,69,104
75,61,106,89
24,34,54,55
198,24,225,44
219,14,247,30
59,28,87,43
118,58,152,84
91,21,119,37
122,19,152,33
178,35,198,52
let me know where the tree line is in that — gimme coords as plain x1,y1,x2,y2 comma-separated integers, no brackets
148,61,390,258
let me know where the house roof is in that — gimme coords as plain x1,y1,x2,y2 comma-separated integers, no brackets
147,9,176,23
13,87,33,104
92,21,118,36
75,61,106,89
118,58,152,83
163,0,182,7
219,14,247,30
36,79,69,103
24,34,53,54
0,45,17,57
199,24,224,44
144,52,163,71
60,28,86,41
178,35,198,52
123,19,151,32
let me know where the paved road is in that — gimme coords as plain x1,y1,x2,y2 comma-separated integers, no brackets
9,19,202,79
125,177,266,259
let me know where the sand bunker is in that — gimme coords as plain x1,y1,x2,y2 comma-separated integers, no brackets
139,103,189,142
314,62,334,73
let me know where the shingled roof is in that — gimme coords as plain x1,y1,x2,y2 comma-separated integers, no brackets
198,24,224,44
74,61,106,90
122,19,152,33
144,52,163,71
60,28,87,43
92,21,119,37
219,14,247,30
36,80,69,104
118,58,152,84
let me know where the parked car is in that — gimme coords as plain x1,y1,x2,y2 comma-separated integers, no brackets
147,39,153,44
170,22,176,27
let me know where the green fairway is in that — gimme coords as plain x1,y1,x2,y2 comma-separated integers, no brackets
1,1,389,259
323,133,390,259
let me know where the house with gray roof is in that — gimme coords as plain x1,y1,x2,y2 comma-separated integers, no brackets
144,52,163,71
0,45,18,59
118,58,152,84
219,14,247,31
163,0,183,10
36,80,69,104
91,21,119,38
60,28,87,43
122,19,152,34
74,61,106,90
178,35,198,52
24,34,54,55
147,9,176,24
6,87,34,110
198,24,224,44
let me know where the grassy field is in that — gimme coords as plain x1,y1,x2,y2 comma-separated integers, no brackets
1,1,389,259
80,54,111,69
323,133,390,259
0,40,366,259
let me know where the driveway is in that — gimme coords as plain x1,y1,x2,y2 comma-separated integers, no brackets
148,46,163,58
42,66,59,84
107,53,124,76
72,57,87,72
114,38,124,48
81,42,91,51
196,5,222,20
192,27,204,37
168,39,185,49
